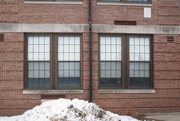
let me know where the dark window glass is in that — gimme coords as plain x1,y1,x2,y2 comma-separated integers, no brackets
100,62,122,87
100,36,122,87
100,0,121,2
58,36,81,88
129,37,151,88
27,36,50,88
128,0,149,3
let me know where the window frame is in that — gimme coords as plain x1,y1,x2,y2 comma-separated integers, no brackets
127,35,153,89
98,34,153,89
24,33,82,90
55,34,82,89
99,35,124,89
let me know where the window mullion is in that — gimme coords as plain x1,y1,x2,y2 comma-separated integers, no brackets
122,35,128,89
51,34,57,89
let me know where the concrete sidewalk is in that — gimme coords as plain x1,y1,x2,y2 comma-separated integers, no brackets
141,112,180,121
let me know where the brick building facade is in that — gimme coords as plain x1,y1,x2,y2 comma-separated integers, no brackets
0,0,180,116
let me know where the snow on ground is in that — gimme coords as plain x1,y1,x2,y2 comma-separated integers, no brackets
0,98,139,121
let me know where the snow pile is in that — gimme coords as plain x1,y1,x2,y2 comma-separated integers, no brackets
0,99,139,121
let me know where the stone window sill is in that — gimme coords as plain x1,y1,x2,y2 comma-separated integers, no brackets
23,90,83,94
99,89,155,93
24,1,83,5
97,2,152,7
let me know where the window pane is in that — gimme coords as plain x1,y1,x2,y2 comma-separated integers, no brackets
69,37,75,45
101,53,106,60
100,0,121,2
75,37,80,44
129,37,150,61
100,36,122,61
44,45,50,52
129,62,150,77
58,62,80,87
28,45,33,52
39,37,44,44
28,78,50,88
129,62,151,88
75,45,80,52
28,36,50,61
111,37,116,44
111,45,117,52
100,62,122,87
44,37,50,44
34,37,39,45
33,45,38,52
64,37,69,44
129,78,151,88
39,45,44,52
100,78,122,87
100,45,106,52
28,62,50,88
64,45,69,52
58,45,64,52
28,37,34,45
58,36,80,61
100,37,106,44
128,0,149,3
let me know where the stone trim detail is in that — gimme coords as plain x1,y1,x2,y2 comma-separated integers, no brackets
98,89,155,93
0,23,179,34
23,90,83,94
24,1,83,5
97,2,152,7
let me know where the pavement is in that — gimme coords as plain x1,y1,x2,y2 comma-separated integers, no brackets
141,112,180,121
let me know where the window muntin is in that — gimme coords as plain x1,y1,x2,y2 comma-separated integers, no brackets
27,36,51,88
57,36,81,88
100,36,122,87
129,37,151,88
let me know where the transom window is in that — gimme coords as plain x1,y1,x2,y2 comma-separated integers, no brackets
26,34,81,89
100,35,152,89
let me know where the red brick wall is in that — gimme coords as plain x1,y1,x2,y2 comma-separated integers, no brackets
0,33,179,116
92,34,180,114
1,0,179,25
0,0,180,116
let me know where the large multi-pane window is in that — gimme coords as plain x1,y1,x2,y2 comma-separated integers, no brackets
100,35,152,89
26,34,81,89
